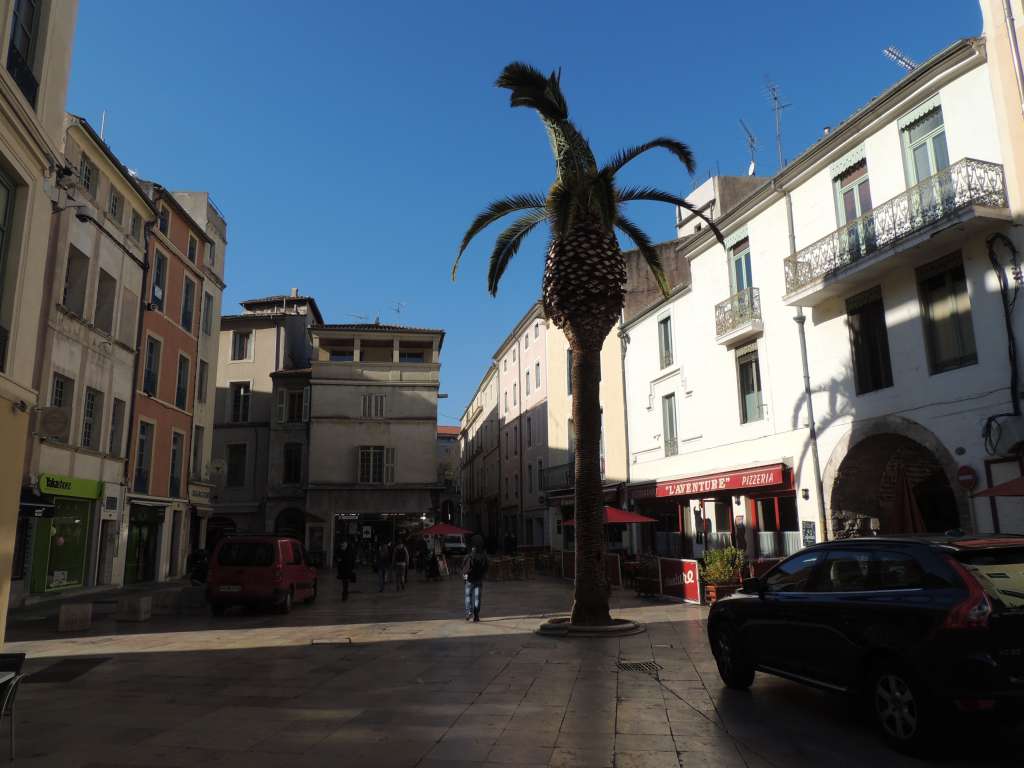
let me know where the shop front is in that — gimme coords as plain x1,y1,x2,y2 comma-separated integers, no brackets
188,481,215,554
28,474,103,594
637,463,800,563
124,503,164,584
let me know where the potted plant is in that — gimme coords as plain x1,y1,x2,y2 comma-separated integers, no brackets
702,546,745,604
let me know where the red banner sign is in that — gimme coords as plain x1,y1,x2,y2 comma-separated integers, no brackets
656,464,784,498
658,558,701,603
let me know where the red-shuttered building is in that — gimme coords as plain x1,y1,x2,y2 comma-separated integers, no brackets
124,183,212,584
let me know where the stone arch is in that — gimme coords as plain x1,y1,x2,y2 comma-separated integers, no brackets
274,508,306,540
822,416,970,538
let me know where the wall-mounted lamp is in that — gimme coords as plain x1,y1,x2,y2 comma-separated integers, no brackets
801,488,810,501
733,496,742,506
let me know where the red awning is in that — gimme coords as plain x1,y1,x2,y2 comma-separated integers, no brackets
421,522,473,536
974,476,1024,498
563,507,657,526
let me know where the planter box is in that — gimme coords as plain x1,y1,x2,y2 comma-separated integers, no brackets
704,582,740,605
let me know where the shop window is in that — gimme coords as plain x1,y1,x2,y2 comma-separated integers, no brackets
917,254,977,373
134,421,153,493
283,443,302,484
737,344,763,423
847,287,893,394
80,387,103,451
226,443,247,487
662,393,677,457
175,355,189,409
658,315,673,368
41,499,93,591
181,277,195,333
108,398,125,458
62,245,89,317
93,269,116,335
151,251,167,311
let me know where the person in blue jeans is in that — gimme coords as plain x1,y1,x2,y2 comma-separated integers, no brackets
462,544,489,622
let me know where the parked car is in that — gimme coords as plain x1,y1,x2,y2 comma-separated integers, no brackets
442,534,467,556
206,535,317,615
707,535,1024,753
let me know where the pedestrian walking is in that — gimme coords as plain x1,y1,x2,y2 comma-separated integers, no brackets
393,539,410,591
336,537,356,601
377,541,391,592
462,544,489,622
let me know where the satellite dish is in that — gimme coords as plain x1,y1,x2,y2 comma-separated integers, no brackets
209,459,227,476
35,407,69,440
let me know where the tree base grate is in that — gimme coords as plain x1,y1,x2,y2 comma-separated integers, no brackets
617,661,662,675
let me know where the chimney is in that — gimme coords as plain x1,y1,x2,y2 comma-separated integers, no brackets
823,126,831,136
290,287,299,298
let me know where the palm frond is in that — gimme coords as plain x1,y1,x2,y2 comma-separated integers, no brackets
591,170,617,232
615,214,670,297
547,181,575,239
617,186,725,246
487,210,551,295
453,193,548,279
602,138,695,178
495,62,568,122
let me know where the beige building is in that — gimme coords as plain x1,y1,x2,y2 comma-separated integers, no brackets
306,322,444,549
172,191,227,546
212,292,322,545
12,114,153,606
0,0,77,637
459,365,499,536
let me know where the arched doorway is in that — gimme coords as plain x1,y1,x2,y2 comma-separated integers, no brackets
274,508,305,540
829,433,960,537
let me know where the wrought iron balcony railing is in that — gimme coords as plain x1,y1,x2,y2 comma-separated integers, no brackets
714,287,761,338
783,158,1007,295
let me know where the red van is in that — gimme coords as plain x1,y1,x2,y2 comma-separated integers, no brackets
206,535,317,615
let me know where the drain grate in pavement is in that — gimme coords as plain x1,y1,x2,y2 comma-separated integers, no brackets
617,661,662,675
25,656,111,684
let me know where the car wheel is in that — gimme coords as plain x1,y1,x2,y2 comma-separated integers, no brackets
211,603,226,617
870,663,933,754
712,625,754,690
279,588,293,614
305,581,317,604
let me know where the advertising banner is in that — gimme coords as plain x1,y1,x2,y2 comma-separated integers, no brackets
658,557,701,603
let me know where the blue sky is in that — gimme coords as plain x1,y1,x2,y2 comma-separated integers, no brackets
67,1,982,424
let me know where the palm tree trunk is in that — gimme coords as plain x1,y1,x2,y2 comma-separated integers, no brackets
570,342,611,626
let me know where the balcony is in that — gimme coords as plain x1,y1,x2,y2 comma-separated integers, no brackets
714,287,763,347
783,158,1010,306
540,462,573,492
6,46,37,108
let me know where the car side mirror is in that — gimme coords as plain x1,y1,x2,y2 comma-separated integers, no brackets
742,577,764,595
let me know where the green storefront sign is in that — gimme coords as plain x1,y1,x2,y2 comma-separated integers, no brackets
29,475,101,593
38,473,103,499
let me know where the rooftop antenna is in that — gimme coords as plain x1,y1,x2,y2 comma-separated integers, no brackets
882,46,918,72
391,301,407,316
739,118,758,176
346,313,369,322
99,110,107,140
766,80,790,170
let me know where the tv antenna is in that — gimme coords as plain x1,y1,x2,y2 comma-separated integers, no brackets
739,119,758,176
766,80,790,170
391,301,407,316
882,46,918,72
346,313,369,322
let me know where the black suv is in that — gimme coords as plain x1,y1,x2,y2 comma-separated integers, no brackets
707,535,1024,752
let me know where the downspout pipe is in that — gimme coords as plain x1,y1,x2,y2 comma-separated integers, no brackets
784,191,829,542
1003,0,1024,116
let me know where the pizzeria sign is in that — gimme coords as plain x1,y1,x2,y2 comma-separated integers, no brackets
656,463,785,498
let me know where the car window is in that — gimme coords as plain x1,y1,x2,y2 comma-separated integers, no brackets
818,550,873,592
217,541,274,567
286,542,303,565
764,551,824,593
875,550,927,589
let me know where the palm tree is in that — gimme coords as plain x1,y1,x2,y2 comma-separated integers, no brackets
453,63,719,625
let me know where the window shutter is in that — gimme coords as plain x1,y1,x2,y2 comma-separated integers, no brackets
356,446,364,483
276,389,285,423
302,386,310,422
385,447,396,484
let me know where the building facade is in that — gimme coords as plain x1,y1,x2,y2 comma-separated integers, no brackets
0,0,77,635
623,28,1024,563
459,365,499,536
436,425,461,523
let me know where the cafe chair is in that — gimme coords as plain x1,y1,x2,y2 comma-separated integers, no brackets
0,653,26,761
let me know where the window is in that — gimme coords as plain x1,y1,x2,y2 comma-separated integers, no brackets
662,393,678,456
226,443,247,487
399,350,424,363
187,234,198,263
175,355,189,409
505,477,509,499
524,333,529,350
527,417,532,447
158,205,169,236
513,425,518,455
818,550,873,593
287,389,305,422
513,383,517,406
118,289,137,347
527,464,533,493
78,155,97,197
129,210,142,242
169,431,183,498
658,316,674,368
535,362,541,389
143,337,160,395
287,541,303,565
876,550,927,590
62,246,89,316
8,0,39,105
504,391,508,413
505,431,509,459
512,348,516,362
181,277,195,333
918,255,977,373
729,238,753,294
283,443,302,484
534,323,539,338
197,360,208,403
902,106,949,186
847,287,893,394
208,241,216,268
108,398,125,458
191,425,204,479
361,393,385,419
503,358,507,372
134,421,153,492
151,251,167,311
764,551,824,593
835,162,872,225
358,446,395,484
230,382,251,422
525,371,530,395
231,330,252,361
107,187,124,224
737,344,763,423
81,387,103,450
202,292,213,335
93,269,116,334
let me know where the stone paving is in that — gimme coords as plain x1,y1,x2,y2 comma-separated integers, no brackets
2,570,1022,767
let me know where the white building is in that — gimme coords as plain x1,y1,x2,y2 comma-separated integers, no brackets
624,28,1024,563
459,364,500,537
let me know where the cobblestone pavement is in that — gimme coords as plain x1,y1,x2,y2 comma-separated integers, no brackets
2,570,1021,767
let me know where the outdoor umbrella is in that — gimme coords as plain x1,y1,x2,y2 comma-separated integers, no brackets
562,507,657,526
420,522,473,536
974,475,1024,497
